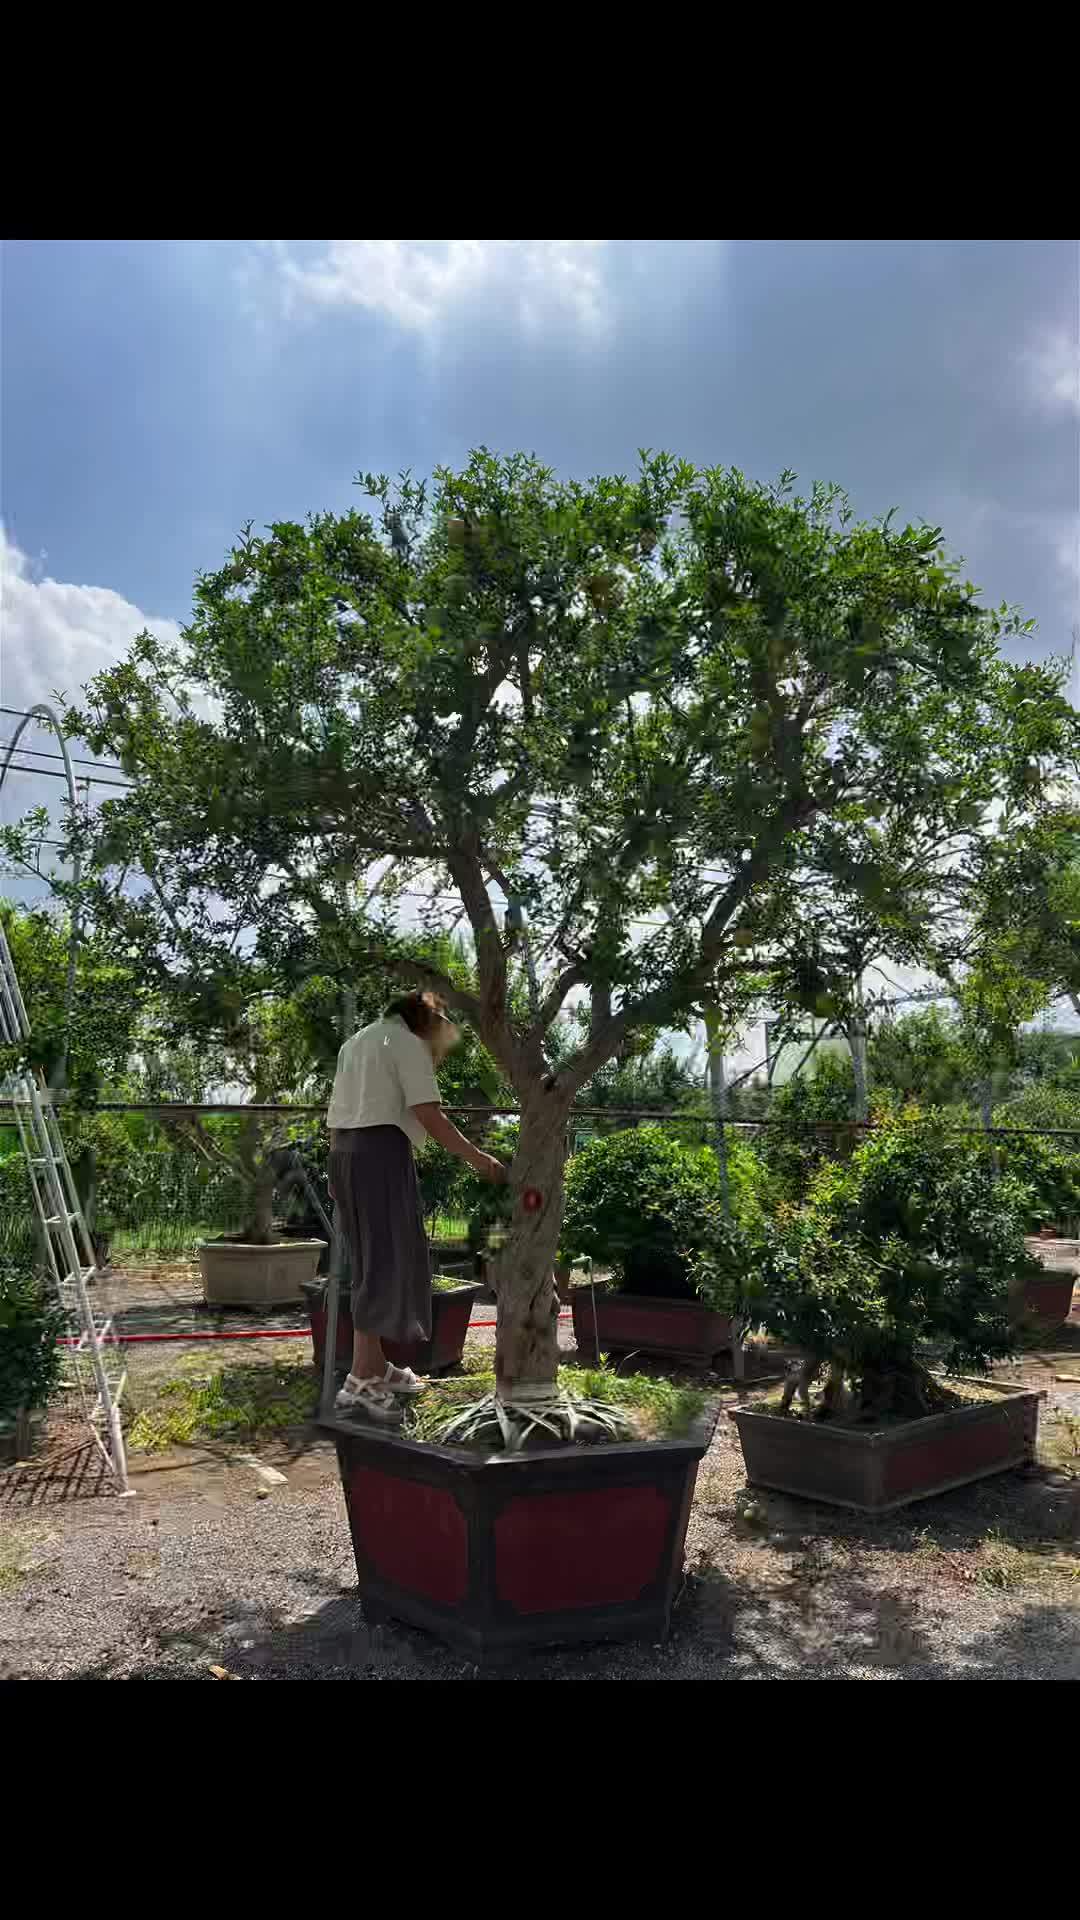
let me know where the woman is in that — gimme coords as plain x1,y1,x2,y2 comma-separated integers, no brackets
327,990,507,1423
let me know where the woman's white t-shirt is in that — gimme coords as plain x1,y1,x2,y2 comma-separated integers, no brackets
327,1016,441,1149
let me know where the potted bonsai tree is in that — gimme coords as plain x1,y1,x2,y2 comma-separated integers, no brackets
145,977,337,1306
560,1122,764,1368
50,449,1077,1653
708,1109,1046,1512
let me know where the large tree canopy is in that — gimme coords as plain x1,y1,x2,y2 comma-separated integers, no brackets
35,449,1078,1407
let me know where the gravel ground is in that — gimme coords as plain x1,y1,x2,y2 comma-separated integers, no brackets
3,1382,1077,1681
2,1260,1077,1681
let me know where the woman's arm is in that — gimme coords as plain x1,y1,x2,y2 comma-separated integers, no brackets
411,1104,508,1182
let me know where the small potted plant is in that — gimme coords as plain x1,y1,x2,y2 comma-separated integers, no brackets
0,1259,64,1464
190,1112,327,1306
708,1113,1044,1512
561,1125,762,1369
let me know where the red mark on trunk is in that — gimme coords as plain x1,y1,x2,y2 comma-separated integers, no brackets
522,1187,543,1213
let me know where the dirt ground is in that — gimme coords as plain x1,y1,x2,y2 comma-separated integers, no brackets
2,1259,1077,1680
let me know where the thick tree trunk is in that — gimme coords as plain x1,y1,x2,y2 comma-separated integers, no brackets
491,1096,569,1407
248,1167,276,1244
847,1007,869,1127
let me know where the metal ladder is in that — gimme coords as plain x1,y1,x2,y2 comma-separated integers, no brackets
0,921,131,1492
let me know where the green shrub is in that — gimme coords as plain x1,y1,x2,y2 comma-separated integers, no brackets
988,1085,1080,1233
0,1153,36,1263
0,1261,64,1426
696,1109,1037,1421
751,1053,858,1204
415,1136,473,1234
561,1123,764,1300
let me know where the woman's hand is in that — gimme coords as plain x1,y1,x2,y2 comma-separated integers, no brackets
473,1152,509,1184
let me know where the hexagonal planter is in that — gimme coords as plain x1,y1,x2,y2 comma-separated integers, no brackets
572,1282,732,1370
320,1410,710,1659
302,1276,484,1378
731,1383,1042,1514
199,1237,327,1307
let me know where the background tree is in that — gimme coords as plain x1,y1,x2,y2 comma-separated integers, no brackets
47,450,1078,1431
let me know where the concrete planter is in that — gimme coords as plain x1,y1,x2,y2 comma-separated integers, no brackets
199,1237,327,1307
731,1384,1042,1514
572,1283,732,1370
321,1410,709,1660
302,1276,484,1378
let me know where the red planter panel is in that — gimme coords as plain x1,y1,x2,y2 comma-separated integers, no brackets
572,1287,732,1368
1021,1271,1076,1332
345,1464,469,1605
493,1484,670,1613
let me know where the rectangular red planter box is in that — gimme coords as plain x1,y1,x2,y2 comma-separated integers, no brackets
731,1386,1042,1514
572,1284,733,1370
320,1412,710,1659
1019,1271,1076,1331
1018,1242,1078,1331
303,1278,483,1377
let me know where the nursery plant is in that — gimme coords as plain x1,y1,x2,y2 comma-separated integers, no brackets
696,1109,1042,1423
40,448,1077,1443
0,1258,64,1443
560,1122,763,1297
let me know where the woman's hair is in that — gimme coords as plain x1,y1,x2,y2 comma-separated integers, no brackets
386,989,459,1063
385,989,449,1038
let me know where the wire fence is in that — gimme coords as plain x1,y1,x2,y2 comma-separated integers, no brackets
3,1097,1078,1262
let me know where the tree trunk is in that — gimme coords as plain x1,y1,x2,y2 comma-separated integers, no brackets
248,1166,276,1244
848,1004,869,1127
980,1079,999,1178
492,1096,568,1407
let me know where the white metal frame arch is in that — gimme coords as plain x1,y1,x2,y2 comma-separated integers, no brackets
0,701,82,1080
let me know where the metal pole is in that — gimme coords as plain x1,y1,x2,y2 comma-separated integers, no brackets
704,1006,744,1380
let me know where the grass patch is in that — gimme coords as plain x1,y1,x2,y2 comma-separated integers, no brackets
403,1363,708,1446
429,1217,468,1244
0,1523,48,1595
127,1360,318,1454
125,1353,708,1456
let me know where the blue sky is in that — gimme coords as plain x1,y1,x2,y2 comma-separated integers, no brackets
2,238,1078,1054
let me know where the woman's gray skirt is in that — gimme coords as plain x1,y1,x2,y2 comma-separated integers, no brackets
329,1126,431,1344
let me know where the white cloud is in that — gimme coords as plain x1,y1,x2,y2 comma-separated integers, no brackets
1,526,182,870
1019,324,1080,418
1,525,181,717
262,239,614,341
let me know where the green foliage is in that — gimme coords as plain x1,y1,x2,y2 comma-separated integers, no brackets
463,1121,520,1259
577,1041,706,1119
561,1122,764,1298
867,1006,974,1107
702,1111,1036,1412
0,1261,64,1425
0,902,143,1104
753,1052,858,1203
0,1148,36,1264
988,1084,1080,1232
58,449,1075,1117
